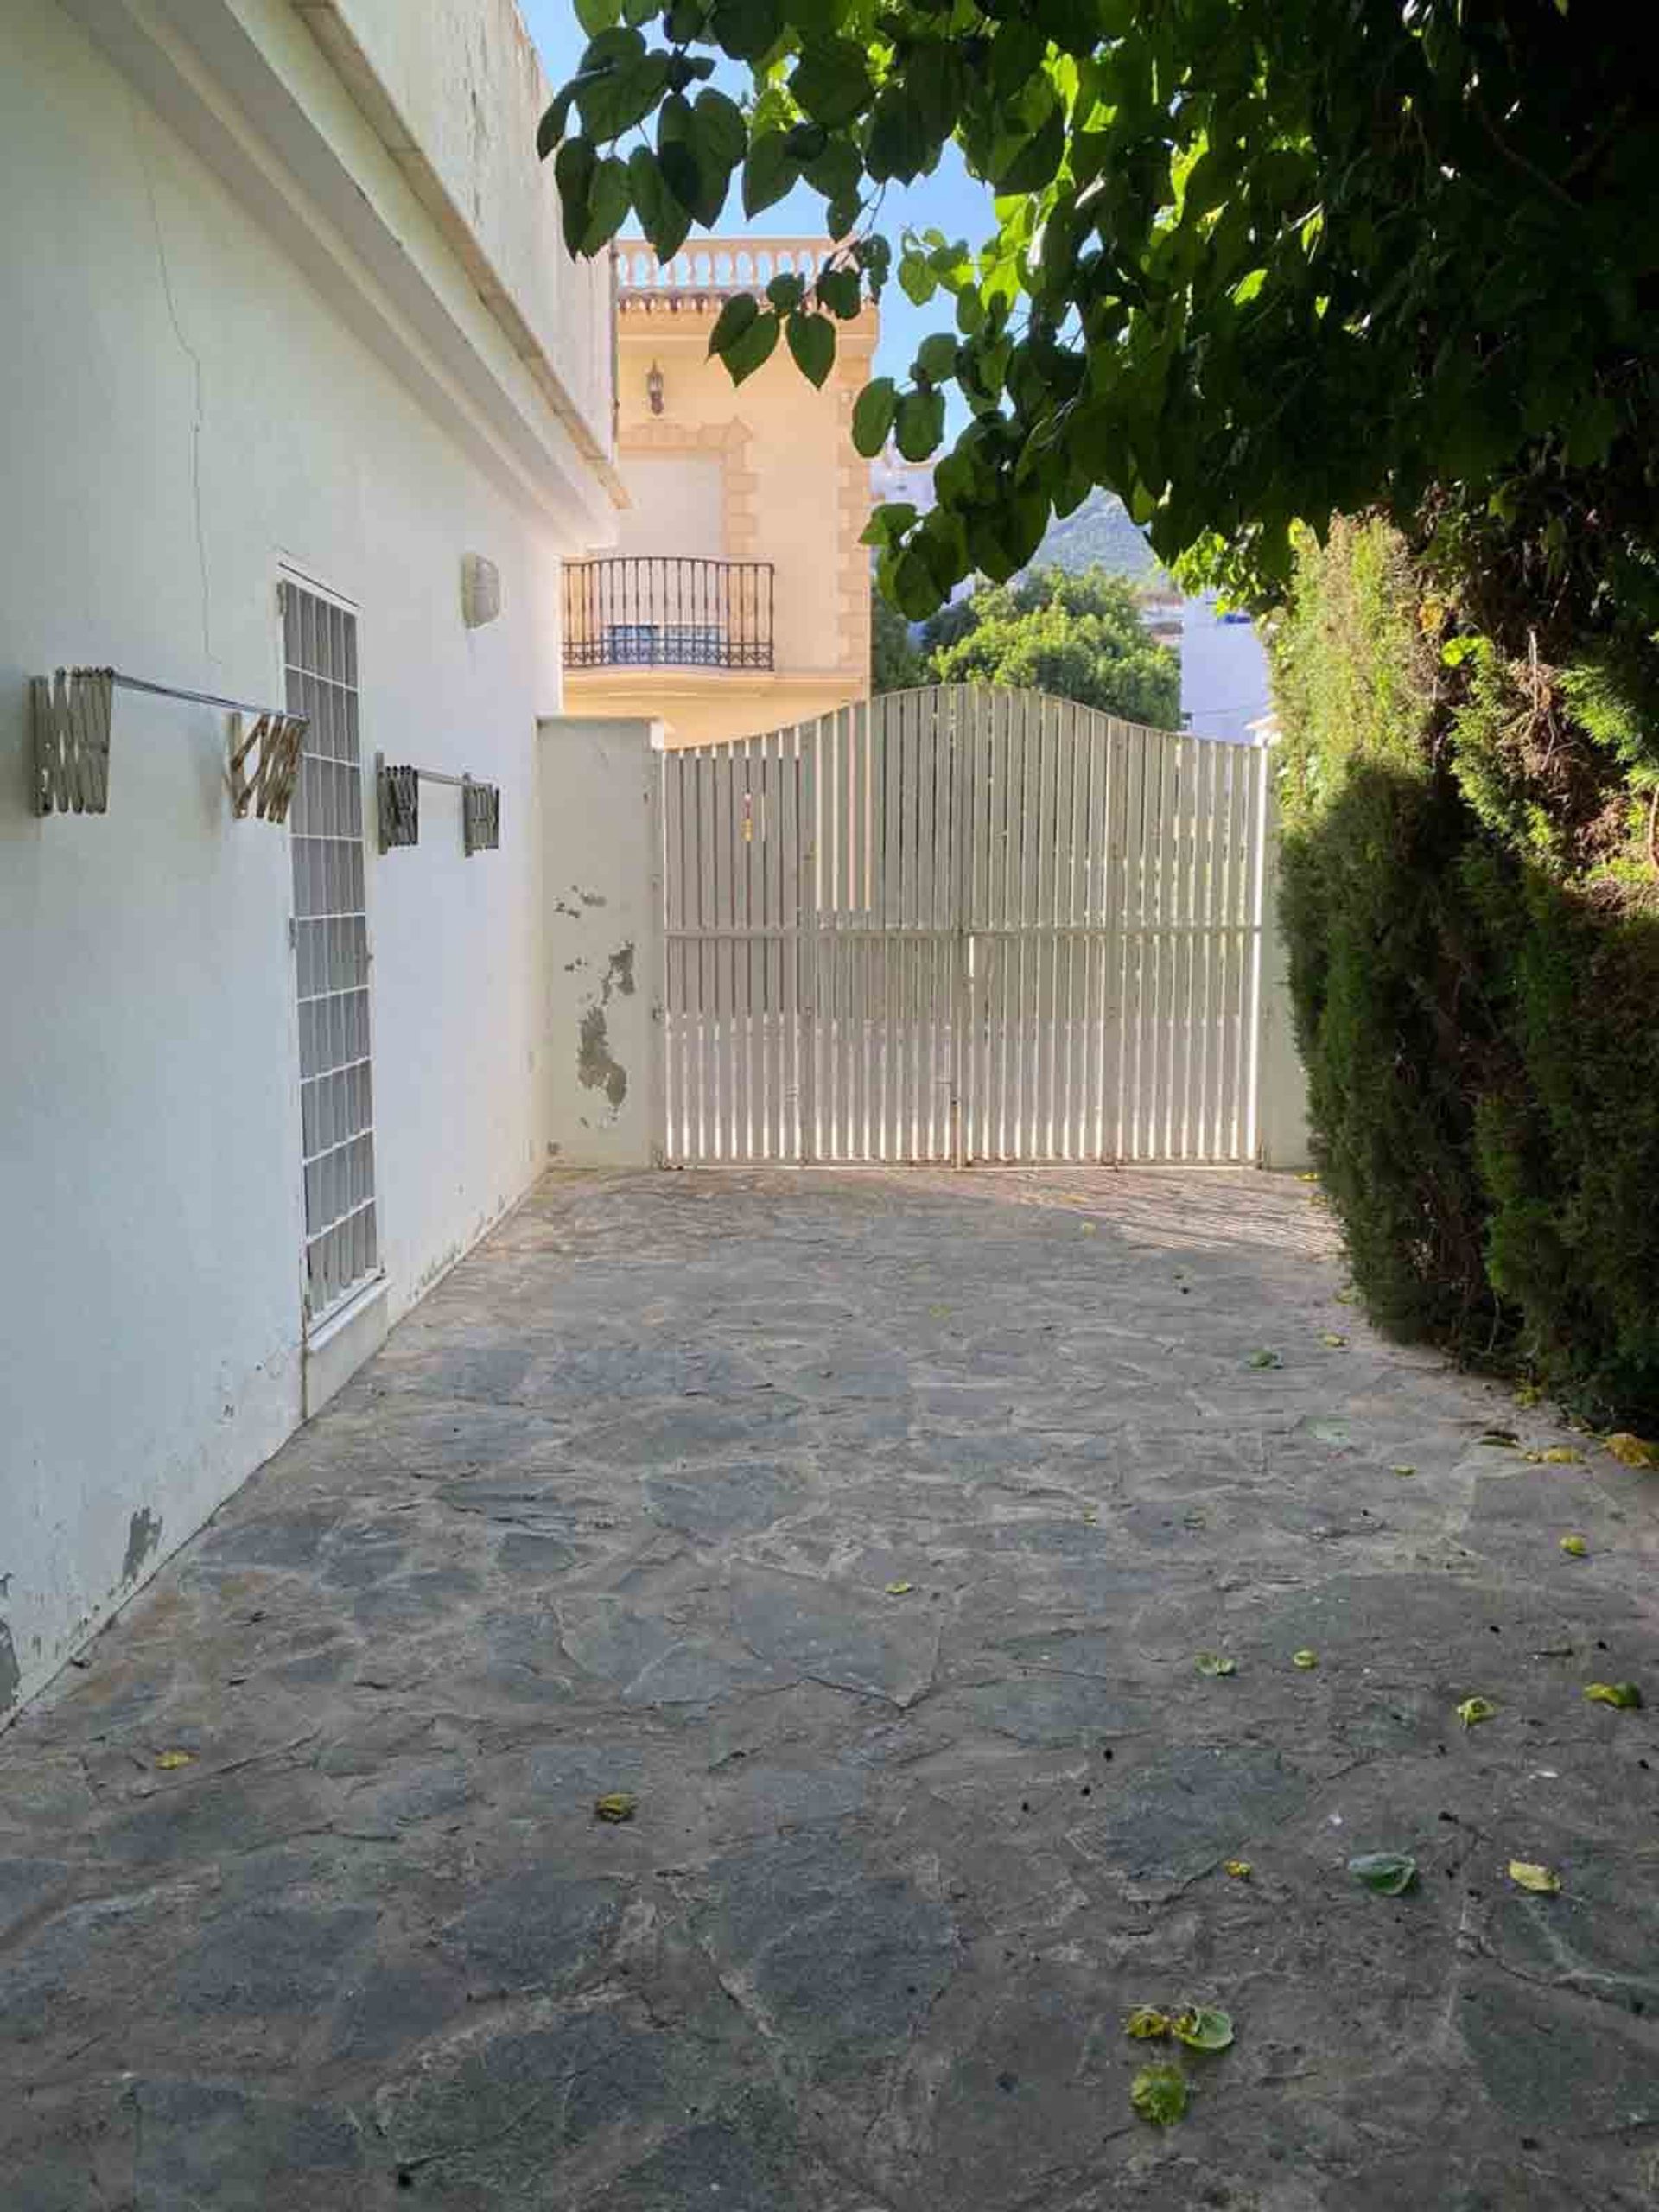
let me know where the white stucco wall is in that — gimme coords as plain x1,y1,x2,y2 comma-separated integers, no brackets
0,0,609,1718
538,719,665,1167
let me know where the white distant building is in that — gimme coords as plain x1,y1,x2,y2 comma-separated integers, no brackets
870,447,938,515
1180,590,1271,743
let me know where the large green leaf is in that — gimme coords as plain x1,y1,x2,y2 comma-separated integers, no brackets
914,333,958,385
708,292,760,361
581,156,633,253
817,264,862,320
575,50,671,142
722,308,781,385
742,133,799,218
555,138,598,258
694,88,747,168
575,0,621,32
867,85,933,185
627,145,693,260
786,311,836,388
790,40,874,130
710,0,781,60
853,379,899,457
894,386,946,463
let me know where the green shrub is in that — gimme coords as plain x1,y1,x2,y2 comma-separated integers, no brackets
1273,518,1659,1427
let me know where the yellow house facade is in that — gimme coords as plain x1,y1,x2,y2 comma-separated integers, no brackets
563,239,877,747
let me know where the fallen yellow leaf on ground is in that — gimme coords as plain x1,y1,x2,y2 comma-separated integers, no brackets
1584,1681,1643,1710
1293,1649,1319,1669
594,1792,638,1821
1508,1860,1561,1894
1606,1433,1659,1469
884,1580,914,1596
1224,1859,1252,1878
1559,1535,1588,1557
1456,1695,1497,1727
156,1751,194,1770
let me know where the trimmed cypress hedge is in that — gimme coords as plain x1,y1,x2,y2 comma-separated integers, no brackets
1272,518,1659,1427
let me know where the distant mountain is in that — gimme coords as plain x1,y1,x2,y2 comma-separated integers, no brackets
1032,490,1167,584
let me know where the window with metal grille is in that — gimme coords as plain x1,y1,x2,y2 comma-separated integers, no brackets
283,579,379,1321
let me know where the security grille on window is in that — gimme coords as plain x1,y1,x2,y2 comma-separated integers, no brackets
283,581,379,1321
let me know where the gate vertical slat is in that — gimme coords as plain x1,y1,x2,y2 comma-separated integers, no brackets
662,747,682,1161
1192,733,1219,1160
899,690,919,1158
1084,708,1110,1159
1123,721,1150,1159
1167,736,1194,1159
1009,690,1033,1160
1215,740,1245,1160
1033,694,1054,1158
1242,739,1270,1165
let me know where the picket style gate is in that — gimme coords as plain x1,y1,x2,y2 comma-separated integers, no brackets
659,686,1268,1166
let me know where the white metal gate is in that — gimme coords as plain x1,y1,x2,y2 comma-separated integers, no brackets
660,686,1267,1166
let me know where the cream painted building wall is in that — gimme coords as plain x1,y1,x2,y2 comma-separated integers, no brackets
0,0,617,1719
564,241,878,748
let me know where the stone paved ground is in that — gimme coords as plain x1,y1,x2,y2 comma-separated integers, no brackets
5,1169,1659,2211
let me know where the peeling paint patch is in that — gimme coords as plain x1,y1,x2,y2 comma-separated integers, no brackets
578,1004,628,1109
606,943,636,999
0,1619,19,1709
122,1506,163,1584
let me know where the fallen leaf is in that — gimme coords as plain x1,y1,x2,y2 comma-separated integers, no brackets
1082,1508,1099,1525
1321,1332,1349,1349
1478,1430,1520,1448
927,1303,951,1319
1129,2063,1189,2126
1515,1383,1544,1408
1606,1433,1659,1470
156,1751,194,1770
1508,1860,1561,1895
1195,1651,1237,1678
1244,1349,1282,1370
1172,2005,1236,2052
1293,1649,1319,1669
884,1580,914,1597
1542,1446,1582,1464
1125,2005,1172,2040
1224,1859,1253,1879
1335,1286,1360,1305
1584,1681,1643,1710
594,1792,638,1822
1079,1220,1097,1235
1297,1172,1320,1184
1349,1851,1417,1895
1456,1695,1497,1727
1391,1464,1418,1478
1559,1535,1588,1558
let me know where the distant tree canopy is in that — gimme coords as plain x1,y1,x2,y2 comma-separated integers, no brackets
870,580,925,693
873,565,1179,728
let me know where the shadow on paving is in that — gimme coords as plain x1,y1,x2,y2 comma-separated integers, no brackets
5,1166,1659,2209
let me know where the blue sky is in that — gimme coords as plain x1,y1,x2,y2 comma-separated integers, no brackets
518,0,994,405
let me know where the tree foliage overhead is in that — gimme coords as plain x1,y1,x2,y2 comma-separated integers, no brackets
914,566,1180,725
541,0,1659,622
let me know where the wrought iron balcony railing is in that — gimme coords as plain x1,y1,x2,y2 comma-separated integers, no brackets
563,557,775,672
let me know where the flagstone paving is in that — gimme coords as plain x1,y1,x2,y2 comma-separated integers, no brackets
5,1167,1659,2209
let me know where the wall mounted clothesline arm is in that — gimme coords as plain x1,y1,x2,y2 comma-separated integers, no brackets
30,663,309,822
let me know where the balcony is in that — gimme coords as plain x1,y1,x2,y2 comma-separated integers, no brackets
563,556,775,672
